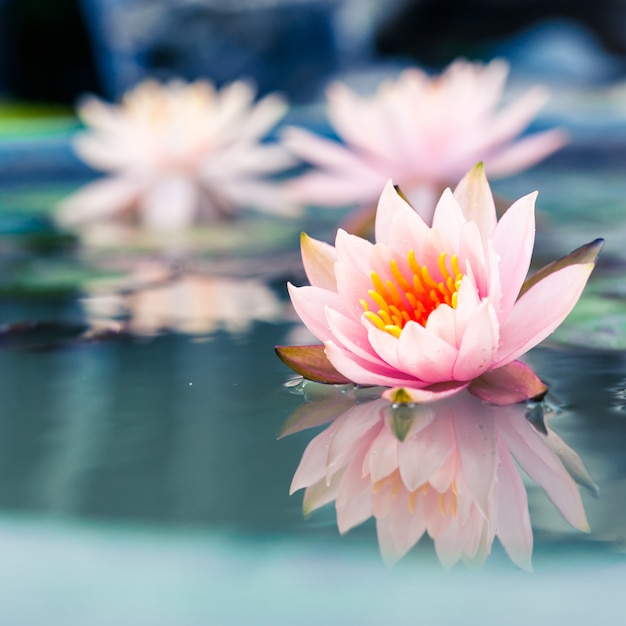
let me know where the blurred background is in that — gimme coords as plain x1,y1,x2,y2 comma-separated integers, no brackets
2,0,626,104
1,1,626,624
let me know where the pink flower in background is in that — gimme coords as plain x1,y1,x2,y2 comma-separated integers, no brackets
288,391,592,569
277,165,602,404
57,79,298,232
283,59,565,222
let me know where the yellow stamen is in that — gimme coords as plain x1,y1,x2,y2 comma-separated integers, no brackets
384,325,402,339
451,254,461,277
361,248,466,338
390,259,412,291
364,311,386,331
378,309,392,326
438,251,450,280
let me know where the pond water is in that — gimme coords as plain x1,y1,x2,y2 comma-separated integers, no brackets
1,116,626,623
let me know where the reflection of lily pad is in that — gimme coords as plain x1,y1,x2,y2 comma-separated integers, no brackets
0,258,122,297
70,214,323,259
0,184,82,216
0,212,76,251
0,320,125,350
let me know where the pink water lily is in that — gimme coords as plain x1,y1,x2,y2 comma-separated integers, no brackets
283,59,565,223
56,79,298,232
287,390,592,569
277,165,602,404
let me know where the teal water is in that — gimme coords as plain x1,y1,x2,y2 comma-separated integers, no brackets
0,305,625,624
0,135,626,623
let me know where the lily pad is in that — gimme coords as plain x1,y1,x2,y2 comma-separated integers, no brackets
548,275,626,350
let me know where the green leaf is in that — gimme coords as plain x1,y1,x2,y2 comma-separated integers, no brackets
274,344,352,384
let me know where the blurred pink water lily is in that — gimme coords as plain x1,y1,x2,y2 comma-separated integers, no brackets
276,165,603,404
57,79,299,232
283,59,565,223
287,389,592,569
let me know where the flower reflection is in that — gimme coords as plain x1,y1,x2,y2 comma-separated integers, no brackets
82,262,285,336
285,385,593,570
57,79,298,232
283,59,565,222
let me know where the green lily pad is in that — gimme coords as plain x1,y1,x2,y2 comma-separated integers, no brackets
548,275,626,350
0,101,79,137
0,257,123,297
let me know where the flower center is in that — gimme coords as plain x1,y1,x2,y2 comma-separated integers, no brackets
360,250,463,338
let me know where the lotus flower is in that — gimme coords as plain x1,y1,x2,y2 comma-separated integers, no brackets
56,79,298,232
276,165,602,404
283,59,565,223
286,388,593,569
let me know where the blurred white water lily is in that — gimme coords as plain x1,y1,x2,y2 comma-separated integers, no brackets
285,387,593,570
283,59,565,223
83,263,285,335
57,79,299,232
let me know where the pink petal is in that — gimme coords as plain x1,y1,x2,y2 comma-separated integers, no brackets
287,283,344,342
141,176,199,231
368,429,400,482
282,126,375,173
377,495,427,565
326,407,382,477
453,275,482,339
398,412,456,491
336,449,374,533
468,360,547,405
491,191,537,319
334,262,375,321
302,472,343,515
453,163,497,241
375,180,418,245
300,233,337,291
452,300,499,380
498,410,589,531
324,340,418,388
459,506,487,560
431,188,466,248
452,404,498,519
434,518,463,569
334,228,375,268
395,322,459,382
290,426,336,494
482,86,549,151
458,221,489,296
234,90,287,140
326,82,399,161
483,129,567,178
494,262,595,367
325,308,382,364
424,304,457,347
286,170,385,207
56,177,144,225
495,437,533,571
